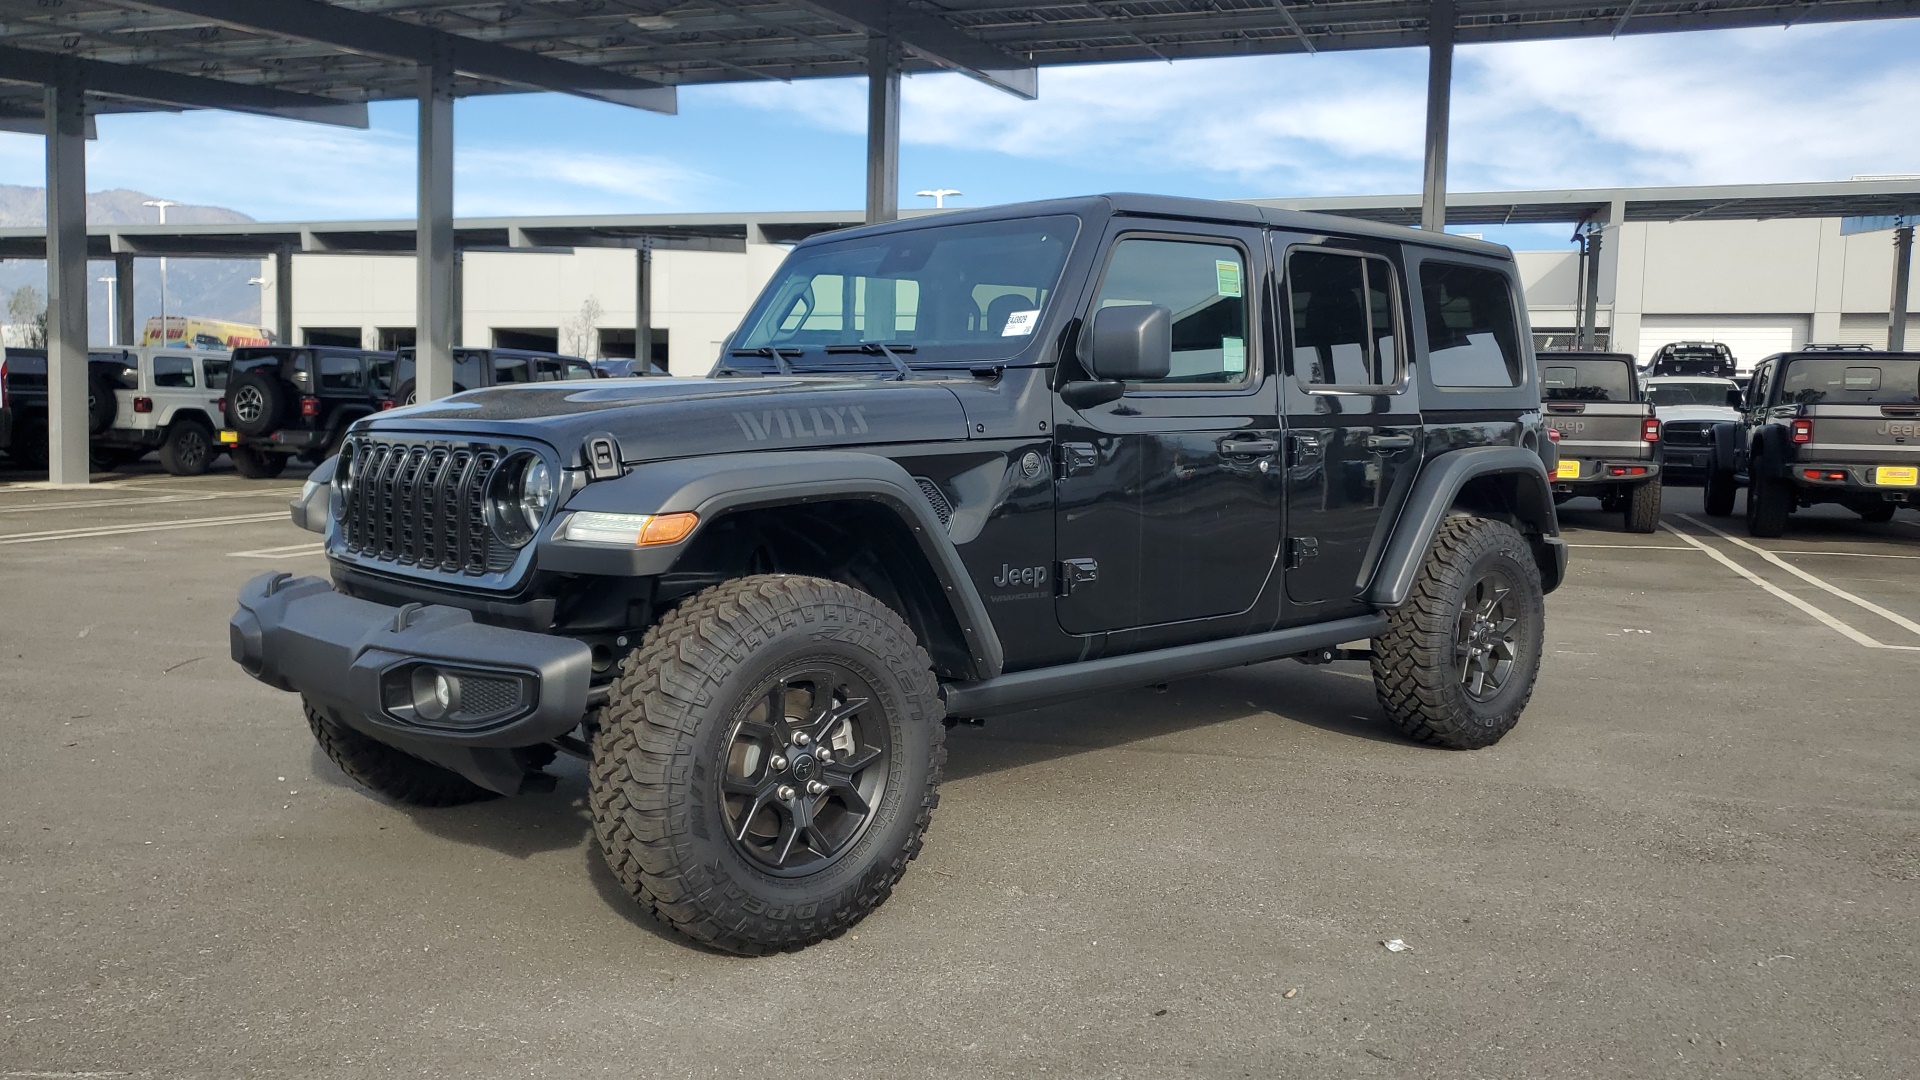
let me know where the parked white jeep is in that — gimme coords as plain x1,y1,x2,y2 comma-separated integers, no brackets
90,346,233,475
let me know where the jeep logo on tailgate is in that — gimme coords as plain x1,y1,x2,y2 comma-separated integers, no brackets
1878,421,1919,438
1545,419,1586,435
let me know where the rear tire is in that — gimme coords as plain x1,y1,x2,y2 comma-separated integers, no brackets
1623,480,1662,533
86,370,118,434
305,699,496,807
1857,502,1896,524
157,419,214,476
589,575,945,955
1703,467,1737,517
230,444,288,479
1746,476,1792,538
1371,515,1545,750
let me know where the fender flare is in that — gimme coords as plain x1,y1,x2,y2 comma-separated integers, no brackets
1365,446,1563,607
1750,425,1789,482
1709,421,1743,473
538,450,1004,679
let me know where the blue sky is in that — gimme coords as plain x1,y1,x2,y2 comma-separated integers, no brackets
2,20,1918,252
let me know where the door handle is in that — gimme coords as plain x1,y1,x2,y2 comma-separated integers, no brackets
1219,438,1279,456
1365,433,1415,453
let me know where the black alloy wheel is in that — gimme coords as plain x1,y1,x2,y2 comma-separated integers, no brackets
721,665,890,876
1454,571,1519,702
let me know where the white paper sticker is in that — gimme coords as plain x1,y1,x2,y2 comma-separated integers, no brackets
1000,310,1041,337
1222,336,1247,373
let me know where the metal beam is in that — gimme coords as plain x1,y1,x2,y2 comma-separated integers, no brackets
1892,224,1913,351
43,63,89,486
1420,0,1455,233
136,0,676,114
866,36,900,225
416,53,457,402
114,254,135,348
1580,226,1604,346
636,244,655,374
274,246,294,346
0,44,366,128
793,0,1038,99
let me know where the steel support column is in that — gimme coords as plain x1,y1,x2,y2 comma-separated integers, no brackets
1891,224,1912,352
1420,0,1456,233
415,50,456,401
1580,228,1604,347
274,245,294,344
866,35,901,225
43,65,89,486
635,243,654,373
113,254,136,349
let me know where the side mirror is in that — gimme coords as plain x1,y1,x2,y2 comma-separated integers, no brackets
1727,388,1744,408
1085,304,1172,382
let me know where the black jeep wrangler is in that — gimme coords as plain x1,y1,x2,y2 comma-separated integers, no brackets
390,347,597,405
221,346,395,478
1706,349,1920,534
231,195,1567,955
1538,350,1664,532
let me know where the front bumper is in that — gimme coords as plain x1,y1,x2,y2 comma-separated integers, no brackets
1552,458,1660,489
230,572,593,791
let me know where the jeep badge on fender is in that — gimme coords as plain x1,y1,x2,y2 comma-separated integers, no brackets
231,194,1566,957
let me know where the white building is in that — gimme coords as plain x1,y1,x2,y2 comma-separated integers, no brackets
258,182,1919,375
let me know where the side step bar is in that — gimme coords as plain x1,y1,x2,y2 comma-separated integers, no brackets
941,613,1389,719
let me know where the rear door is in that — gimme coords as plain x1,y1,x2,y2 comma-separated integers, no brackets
1053,223,1283,635
1275,236,1422,612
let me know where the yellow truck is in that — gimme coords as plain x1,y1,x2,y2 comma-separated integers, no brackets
141,316,274,351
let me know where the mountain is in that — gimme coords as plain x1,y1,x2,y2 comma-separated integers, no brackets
0,185,264,337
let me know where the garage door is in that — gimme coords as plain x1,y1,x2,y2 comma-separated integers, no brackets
1637,315,1809,372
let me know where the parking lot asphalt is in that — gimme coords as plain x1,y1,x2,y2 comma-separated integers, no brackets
2,460,1916,1080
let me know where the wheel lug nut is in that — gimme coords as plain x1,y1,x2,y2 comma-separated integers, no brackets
770,755,788,772
815,750,831,764
777,785,796,801
806,780,827,796
793,732,811,747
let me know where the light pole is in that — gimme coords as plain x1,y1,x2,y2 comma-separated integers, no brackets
915,188,962,208
142,199,177,347
96,275,117,345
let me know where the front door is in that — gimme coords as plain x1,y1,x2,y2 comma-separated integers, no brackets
1275,238,1423,613
1054,227,1283,636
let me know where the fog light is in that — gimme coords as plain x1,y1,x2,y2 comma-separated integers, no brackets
412,665,460,721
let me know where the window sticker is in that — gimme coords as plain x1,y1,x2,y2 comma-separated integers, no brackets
1001,310,1041,336
1215,260,1243,299
1222,337,1247,373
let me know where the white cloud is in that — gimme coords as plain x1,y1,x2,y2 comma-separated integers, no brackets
457,148,713,216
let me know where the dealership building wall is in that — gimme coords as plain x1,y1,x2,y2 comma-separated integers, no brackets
268,207,1920,377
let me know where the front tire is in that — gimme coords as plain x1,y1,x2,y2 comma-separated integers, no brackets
1624,480,1662,533
1703,467,1737,517
1371,515,1545,750
305,699,496,807
590,575,945,955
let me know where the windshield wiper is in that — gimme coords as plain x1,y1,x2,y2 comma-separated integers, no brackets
825,341,915,380
728,345,801,375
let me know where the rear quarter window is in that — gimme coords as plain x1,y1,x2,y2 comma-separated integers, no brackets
1420,262,1523,387
1541,360,1636,403
1779,359,1920,405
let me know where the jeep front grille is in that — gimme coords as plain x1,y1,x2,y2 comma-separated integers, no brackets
338,439,516,576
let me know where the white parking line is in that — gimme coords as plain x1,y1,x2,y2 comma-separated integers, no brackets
1677,514,1920,639
228,542,324,559
0,511,286,545
0,490,292,515
1660,522,1920,652
1567,543,1697,551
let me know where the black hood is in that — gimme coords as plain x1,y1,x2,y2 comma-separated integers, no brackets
352,375,973,466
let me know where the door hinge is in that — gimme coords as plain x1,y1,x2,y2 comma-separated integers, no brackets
1286,537,1319,569
1286,434,1322,469
1056,441,1098,479
1057,557,1099,596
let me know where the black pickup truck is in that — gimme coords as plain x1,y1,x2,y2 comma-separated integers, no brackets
1538,350,1663,532
1706,350,1920,534
1649,341,1737,379
232,193,1566,955
390,347,597,404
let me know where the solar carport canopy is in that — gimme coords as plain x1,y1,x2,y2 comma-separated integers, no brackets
3,0,1919,118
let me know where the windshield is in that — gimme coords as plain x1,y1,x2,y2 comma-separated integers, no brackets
1540,359,1636,402
1648,381,1737,408
731,215,1081,369
1779,358,1920,405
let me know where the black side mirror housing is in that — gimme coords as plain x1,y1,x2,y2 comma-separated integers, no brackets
1727,388,1744,408
1085,304,1172,382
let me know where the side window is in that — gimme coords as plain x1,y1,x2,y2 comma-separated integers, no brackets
1090,237,1250,386
365,357,393,395
532,359,564,382
1288,250,1401,388
1746,362,1772,410
495,356,531,384
153,355,196,388
202,359,230,390
1420,262,1522,387
563,359,594,380
319,354,363,392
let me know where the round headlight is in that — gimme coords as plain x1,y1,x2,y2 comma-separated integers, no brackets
485,452,555,548
334,440,359,498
